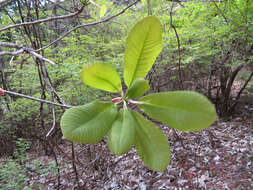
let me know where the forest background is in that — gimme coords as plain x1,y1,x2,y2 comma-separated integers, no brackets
0,0,252,189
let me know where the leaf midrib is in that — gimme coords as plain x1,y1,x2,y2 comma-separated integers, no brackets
134,112,163,169
95,73,120,92
71,104,113,134
142,102,212,115
129,24,151,86
134,112,154,150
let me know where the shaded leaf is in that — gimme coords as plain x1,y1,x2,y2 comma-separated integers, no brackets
139,91,217,131
132,111,170,172
107,107,135,156
60,101,117,143
125,78,150,99
81,63,121,92
124,16,162,87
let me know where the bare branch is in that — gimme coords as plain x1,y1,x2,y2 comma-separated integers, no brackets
2,89,72,108
229,70,253,113
46,92,56,138
169,1,183,89
71,142,81,188
29,51,56,65
0,42,22,49
1,1,139,55
213,1,228,24
0,42,56,65
0,6,84,32
36,0,140,52
0,49,24,56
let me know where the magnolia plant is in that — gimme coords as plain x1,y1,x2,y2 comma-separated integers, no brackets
60,16,217,172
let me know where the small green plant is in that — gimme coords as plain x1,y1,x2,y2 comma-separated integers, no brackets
0,139,61,190
15,138,31,154
60,16,216,171
0,160,30,190
13,138,31,164
0,139,31,190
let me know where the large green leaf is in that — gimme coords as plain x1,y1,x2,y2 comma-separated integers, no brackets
132,111,170,172
124,16,162,87
125,78,150,99
81,63,121,92
60,101,117,143
107,107,135,156
138,91,217,131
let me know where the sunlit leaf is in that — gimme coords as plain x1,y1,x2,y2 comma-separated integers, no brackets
60,101,117,143
107,107,135,156
124,16,162,87
132,111,170,172
125,78,150,99
139,91,217,131
81,63,121,92
100,5,107,17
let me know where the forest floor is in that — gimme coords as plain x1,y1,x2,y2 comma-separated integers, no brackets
1,95,253,190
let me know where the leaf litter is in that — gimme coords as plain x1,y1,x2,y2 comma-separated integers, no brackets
3,107,252,190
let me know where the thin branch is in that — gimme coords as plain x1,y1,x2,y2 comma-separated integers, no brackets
29,51,56,65
147,0,152,16
46,93,56,138
1,1,139,56
3,7,32,52
169,1,183,89
35,0,140,52
45,111,56,137
71,142,81,189
39,61,66,105
229,70,253,113
2,89,72,108
225,64,244,98
0,6,84,32
213,2,228,24
54,142,84,167
0,42,22,49
0,42,56,65
0,49,24,56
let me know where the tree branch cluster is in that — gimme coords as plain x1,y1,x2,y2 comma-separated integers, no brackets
0,0,139,64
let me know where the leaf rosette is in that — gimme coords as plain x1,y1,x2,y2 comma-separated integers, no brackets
60,16,216,172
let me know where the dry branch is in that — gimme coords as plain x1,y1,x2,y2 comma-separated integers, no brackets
169,1,183,88
0,42,56,65
35,0,140,52
0,6,84,32
1,89,72,108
